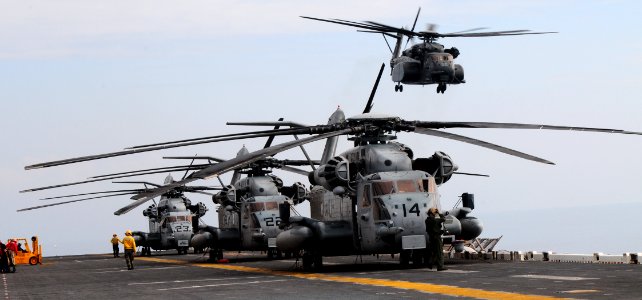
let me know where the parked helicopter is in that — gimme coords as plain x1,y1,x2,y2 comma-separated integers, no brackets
24,64,641,270
18,174,216,255
190,146,310,261
301,8,555,93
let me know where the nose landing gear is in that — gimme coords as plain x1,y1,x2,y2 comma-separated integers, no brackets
436,83,447,94
394,83,403,92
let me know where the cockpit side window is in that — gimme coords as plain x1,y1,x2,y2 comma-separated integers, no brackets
249,202,265,212
360,184,372,207
372,181,395,196
373,198,391,221
422,178,437,193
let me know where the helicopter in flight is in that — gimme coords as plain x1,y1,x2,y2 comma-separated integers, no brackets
301,8,556,93
18,174,215,255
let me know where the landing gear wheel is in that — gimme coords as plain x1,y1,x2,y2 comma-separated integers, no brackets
209,248,223,262
267,249,275,259
399,250,410,266
313,254,323,271
436,83,447,94
412,250,423,266
399,84,403,92
302,251,323,271
395,83,404,92
394,85,399,92
302,252,313,270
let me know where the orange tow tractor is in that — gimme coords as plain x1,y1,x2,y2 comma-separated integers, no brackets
11,236,43,265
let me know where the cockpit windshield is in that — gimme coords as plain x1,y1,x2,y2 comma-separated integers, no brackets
396,180,421,193
431,54,452,62
166,215,192,223
372,181,395,196
372,178,436,196
249,201,279,212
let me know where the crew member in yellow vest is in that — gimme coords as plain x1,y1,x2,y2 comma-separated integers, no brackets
110,234,121,258
121,230,137,270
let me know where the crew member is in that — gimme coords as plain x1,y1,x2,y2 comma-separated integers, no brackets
121,230,137,270
6,239,18,270
110,234,121,258
0,240,8,273
425,207,447,271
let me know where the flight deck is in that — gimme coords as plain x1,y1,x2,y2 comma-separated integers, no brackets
2,251,640,299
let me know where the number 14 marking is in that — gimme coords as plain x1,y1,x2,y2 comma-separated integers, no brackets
402,203,420,217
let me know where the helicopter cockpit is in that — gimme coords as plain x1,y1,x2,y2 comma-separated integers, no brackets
370,177,437,196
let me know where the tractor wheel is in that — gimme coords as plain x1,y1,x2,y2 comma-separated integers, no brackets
29,256,39,265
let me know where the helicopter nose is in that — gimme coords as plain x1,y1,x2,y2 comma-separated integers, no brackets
430,67,454,82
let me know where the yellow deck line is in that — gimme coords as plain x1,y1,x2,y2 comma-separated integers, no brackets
137,257,569,300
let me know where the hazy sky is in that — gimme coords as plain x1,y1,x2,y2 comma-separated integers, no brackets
2,0,641,256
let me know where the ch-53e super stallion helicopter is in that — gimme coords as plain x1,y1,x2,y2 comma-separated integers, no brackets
24,65,642,270
302,8,555,93
19,174,215,255
189,145,310,261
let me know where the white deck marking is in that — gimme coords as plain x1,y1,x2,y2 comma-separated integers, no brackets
511,275,599,281
2,274,9,300
129,276,270,285
93,266,186,273
157,279,288,291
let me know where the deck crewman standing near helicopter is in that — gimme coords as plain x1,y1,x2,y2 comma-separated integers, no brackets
425,208,447,271
121,230,136,270
110,234,121,258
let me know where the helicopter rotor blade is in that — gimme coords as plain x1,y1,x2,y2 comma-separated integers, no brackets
404,7,422,48
24,126,327,170
118,128,358,216
292,134,316,170
18,192,138,212
363,63,385,114
111,181,162,187
438,30,557,38
185,190,217,196
280,159,321,166
453,172,490,177
89,164,210,179
181,155,197,181
225,121,307,128
38,189,145,200
414,121,642,135
363,20,418,37
264,118,285,149
413,127,555,165
443,27,489,35
279,165,312,176
20,165,207,193
163,156,226,162
182,186,224,191
301,16,387,32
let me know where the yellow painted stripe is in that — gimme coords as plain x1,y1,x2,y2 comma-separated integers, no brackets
137,257,568,300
